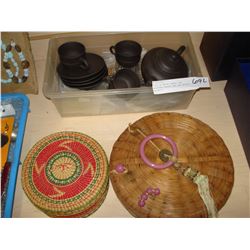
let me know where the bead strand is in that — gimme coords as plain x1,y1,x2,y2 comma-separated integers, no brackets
138,187,161,207
1,39,30,84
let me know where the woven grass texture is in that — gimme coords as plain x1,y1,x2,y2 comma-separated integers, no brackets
22,131,109,217
110,112,234,217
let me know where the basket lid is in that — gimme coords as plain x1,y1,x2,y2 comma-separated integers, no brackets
110,112,234,217
22,131,109,217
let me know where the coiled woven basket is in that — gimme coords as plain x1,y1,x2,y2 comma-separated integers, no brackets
22,131,109,217
110,112,234,217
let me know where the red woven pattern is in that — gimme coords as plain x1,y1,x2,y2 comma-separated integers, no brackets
22,131,109,217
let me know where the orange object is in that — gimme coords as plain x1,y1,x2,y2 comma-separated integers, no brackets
1,116,14,171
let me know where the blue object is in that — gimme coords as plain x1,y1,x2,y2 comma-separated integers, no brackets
1,93,29,218
239,60,250,91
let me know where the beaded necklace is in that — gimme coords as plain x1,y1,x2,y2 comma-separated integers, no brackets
1,39,30,84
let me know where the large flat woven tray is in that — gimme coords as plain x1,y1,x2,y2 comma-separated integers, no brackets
110,112,234,217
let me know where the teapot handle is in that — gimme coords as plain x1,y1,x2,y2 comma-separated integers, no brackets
176,45,186,55
110,46,116,55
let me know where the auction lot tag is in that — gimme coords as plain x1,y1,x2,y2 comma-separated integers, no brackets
152,77,210,95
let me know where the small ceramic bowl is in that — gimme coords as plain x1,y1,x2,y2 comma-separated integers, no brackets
112,69,141,89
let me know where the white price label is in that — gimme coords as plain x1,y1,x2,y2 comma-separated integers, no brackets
152,77,210,95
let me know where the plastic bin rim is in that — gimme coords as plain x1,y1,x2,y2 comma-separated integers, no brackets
1,93,30,107
1,92,30,218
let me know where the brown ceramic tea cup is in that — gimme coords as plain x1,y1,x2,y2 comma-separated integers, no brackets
110,40,142,68
58,41,88,69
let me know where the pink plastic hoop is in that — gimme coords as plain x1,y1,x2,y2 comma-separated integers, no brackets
139,134,178,169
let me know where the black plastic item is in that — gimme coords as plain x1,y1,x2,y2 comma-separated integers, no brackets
141,46,188,85
58,41,88,69
1,162,11,196
225,58,250,167
1,133,9,148
200,32,250,81
57,53,106,79
112,69,141,89
110,40,142,68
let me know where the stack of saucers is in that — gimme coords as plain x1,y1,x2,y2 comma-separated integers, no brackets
57,42,108,90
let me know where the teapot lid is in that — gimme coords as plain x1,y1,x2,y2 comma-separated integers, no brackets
154,46,188,77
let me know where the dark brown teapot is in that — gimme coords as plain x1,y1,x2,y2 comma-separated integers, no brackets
141,46,188,85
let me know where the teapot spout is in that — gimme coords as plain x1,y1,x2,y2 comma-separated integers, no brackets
176,45,186,55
